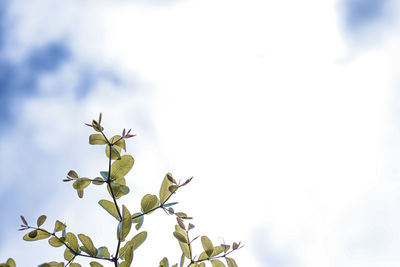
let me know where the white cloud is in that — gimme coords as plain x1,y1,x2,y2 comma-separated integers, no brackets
1,0,400,266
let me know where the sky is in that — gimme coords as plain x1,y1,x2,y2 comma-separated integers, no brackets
1,0,400,266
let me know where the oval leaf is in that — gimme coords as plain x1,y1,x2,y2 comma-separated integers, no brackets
90,262,104,267
105,144,121,160
201,236,214,257
110,155,134,180
54,220,67,232
73,178,91,190
78,234,96,256
89,134,107,145
110,135,126,151
66,232,78,251
96,246,110,258
49,237,65,247
159,173,174,203
173,231,188,244
121,205,132,242
37,215,47,227
99,199,120,220
226,258,238,267
23,229,51,241
211,259,225,267
141,194,159,214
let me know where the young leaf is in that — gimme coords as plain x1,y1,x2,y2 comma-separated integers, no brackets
177,217,186,230
159,173,174,204
68,170,79,179
141,194,159,214
77,189,84,198
131,213,144,230
37,215,47,227
73,178,91,190
100,171,109,180
201,236,214,257
5,258,16,267
78,234,96,256
89,262,104,267
159,257,169,267
20,216,28,226
89,134,107,145
110,135,126,151
54,220,67,232
110,155,134,180
121,205,132,242
180,253,185,267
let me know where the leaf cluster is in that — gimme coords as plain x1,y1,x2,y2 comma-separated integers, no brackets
5,114,241,267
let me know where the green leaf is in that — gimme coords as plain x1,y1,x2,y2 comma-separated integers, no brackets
163,202,178,208
130,231,147,249
141,194,159,214
211,260,225,267
168,185,178,193
64,248,74,261
179,241,191,259
96,246,110,258
70,264,81,267
6,258,15,267
198,264,205,267
121,205,132,242
66,232,78,251
78,234,96,256
99,199,120,220
39,262,64,267
173,231,188,243
201,236,214,257
120,246,134,267
37,215,47,227
110,155,134,180
159,173,174,203
105,144,121,160
89,262,104,267
54,220,67,232
180,253,185,267
131,213,144,230
73,178,91,190
110,135,126,151
100,171,109,180
48,237,65,247
92,177,105,185
23,229,51,241
107,179,130,199
226,258,238,267
159,257,169,267
89,134,107,145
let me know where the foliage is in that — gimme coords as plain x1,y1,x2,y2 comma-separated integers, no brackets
2,114,242,267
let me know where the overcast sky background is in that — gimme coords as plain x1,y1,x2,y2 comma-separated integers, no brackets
1,0,400,266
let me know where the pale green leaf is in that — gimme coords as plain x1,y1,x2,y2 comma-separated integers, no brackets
73,178,91,190
201,236,214,257
110,155,134,180
92,177,105,185
66,232,78,251
211,259,225,267
121,205,132,242
78,234,96,256
226,258,238,267
159,173,174,203
48,237,65,247
70,263,81,267
173,231,188,243
64,248,74,261
159,257,169,267
6,258,15,267
89,262,104,267
89,134,107,145
110,135,126,151
54,220,67,232
23,229,51,241
105,144,121,160
96,246,110,258
99,199,120,220
141,194,159,214
131,231,147,250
